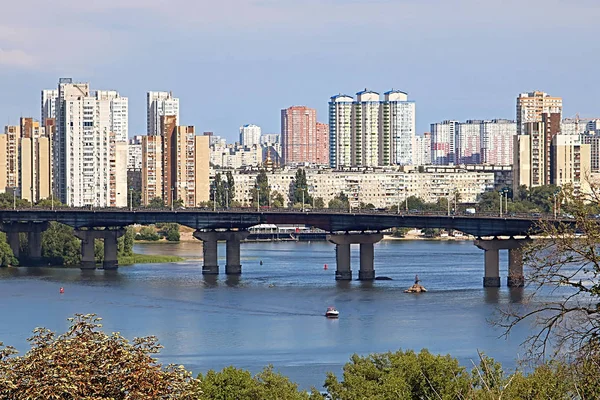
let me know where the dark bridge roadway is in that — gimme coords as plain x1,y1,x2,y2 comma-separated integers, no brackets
0,209,557,237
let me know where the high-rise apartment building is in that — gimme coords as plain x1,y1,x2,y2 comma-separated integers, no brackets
0,118,52,203
281,106,328,165
481,120,516,165
315,122,330,165
551,135,590,195
412,133,431,166
147,91,180,136
329,94,354,168
380,90,415,165
516,91,562,135
128,136,143,171
353,90,380,167
455,121,481,164
329,89,415,168
53,78,127,207
430,121,458,165
239,124,262,147
141,116,209,207
41,89,58,125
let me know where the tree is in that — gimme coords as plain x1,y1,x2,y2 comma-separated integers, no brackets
0,192,30,209
118,227,135,257
497,184,600,363
127,188,142,209
148,197,166,209
314,197,325,209
271,191,285,208
35,197,64,209
137,226,160,241
196,366,310,400
328,192,349,210
41,222,81,266
0,314,197,399
226,171,235,205
158,223,180,242
252,169,270,207
293,168,312,205
0,232,17,266
323,349,473,399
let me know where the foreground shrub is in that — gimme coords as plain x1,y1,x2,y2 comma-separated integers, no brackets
0,314,197,399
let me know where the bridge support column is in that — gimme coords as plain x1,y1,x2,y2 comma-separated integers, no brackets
359,243,375,281
103,230,125,270
75,229,126,270
508,247,525,287
6,231,20,260
225,231,250,275
327,233,383,281
335,243,352,280
475,238,530,288
75,231,97,270
194,231,219,275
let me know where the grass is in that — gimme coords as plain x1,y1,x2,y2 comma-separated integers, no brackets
118,253,185,266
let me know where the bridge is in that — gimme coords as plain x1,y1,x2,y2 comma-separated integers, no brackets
0,209,562,288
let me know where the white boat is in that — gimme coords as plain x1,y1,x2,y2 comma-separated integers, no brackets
325,306,339,318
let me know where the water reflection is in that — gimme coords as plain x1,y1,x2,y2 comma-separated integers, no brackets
203,275,218,288
225,275,241,287
484,287,500,304
509,287,524,303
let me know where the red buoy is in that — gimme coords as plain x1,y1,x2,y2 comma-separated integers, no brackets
324,264,328,270
59,287,64,294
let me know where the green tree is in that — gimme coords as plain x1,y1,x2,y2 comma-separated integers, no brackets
252,169,270,207
0,192,30,209
328,192,349,210
196,366,310,400
148,197,166,209
0,314,197,399
118,227,135,257
212,173,226,207
127,188,142,209
35,197,64,209
226,171,235,205
137,226,160,241
158,223,180,242
314,197,325,209
0,232,17,266
323,349,472,399
271,191,285,208
41,222,81,266
293,168,312,205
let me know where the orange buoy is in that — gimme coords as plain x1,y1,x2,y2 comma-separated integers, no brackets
59,287,64,294
324,264,328,270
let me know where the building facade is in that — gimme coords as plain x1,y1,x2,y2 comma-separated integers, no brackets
239,124,261,147
430,121,458,165
329,94,354,168
516,91,562,135
381,90,415,166
52,78,127,207
147,91,179,136
281,106,328,165
551,135,590,195
412,133,431,166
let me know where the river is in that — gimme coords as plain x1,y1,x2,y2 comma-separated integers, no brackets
0,240,536,390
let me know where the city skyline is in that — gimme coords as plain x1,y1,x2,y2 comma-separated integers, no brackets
1,1,598,141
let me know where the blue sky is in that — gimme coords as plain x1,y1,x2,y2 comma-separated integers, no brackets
1,0,598,141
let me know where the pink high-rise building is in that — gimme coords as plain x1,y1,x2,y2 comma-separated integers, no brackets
281,106,328,165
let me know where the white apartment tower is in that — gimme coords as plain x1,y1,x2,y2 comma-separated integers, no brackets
239,124,262,147
147,91,180,136
41,89,58,124
53,78,127,207
353,90,380,167
430,120,458,165
329,94,354,168
381,90,415,166
456,121,481,164
412,133,431,166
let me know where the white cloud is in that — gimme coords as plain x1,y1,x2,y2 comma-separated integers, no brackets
0,48,37,69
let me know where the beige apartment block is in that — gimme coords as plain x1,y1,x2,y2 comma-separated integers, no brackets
551,135,591,196
141,135,163,205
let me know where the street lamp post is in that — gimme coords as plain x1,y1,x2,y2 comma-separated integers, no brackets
171,187,175,211
13,190,16,210
302,190,305,212
499,191,503,217
129,188,133,211
256,184,260,212
212,186,216,212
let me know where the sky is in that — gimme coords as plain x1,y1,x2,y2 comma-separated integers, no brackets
1,0,599,141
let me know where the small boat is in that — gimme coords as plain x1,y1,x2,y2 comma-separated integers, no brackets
325,306,339,318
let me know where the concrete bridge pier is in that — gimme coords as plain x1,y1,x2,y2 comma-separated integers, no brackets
224,231,250,275
0,222,49,265
327,233,383,281
475,238,530,287
74,229,126,270
194,231,219,275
